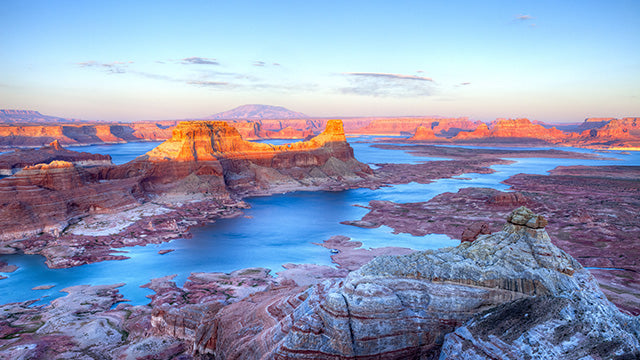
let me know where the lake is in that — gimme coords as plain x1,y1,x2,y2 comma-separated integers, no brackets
0,138,637,305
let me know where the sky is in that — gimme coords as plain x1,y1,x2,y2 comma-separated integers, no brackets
0,0,638,123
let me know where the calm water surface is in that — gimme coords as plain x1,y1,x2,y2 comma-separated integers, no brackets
0,139,637,305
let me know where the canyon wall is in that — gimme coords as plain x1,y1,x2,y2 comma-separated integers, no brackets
0,121,178,147
352,117,479,136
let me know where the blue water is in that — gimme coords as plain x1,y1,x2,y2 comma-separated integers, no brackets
70,141,163,165
0,138,638,306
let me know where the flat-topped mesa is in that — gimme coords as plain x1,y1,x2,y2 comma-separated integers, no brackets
145,119,350,162
138,119,371,193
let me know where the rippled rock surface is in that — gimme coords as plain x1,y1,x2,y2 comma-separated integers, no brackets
187,207,639,359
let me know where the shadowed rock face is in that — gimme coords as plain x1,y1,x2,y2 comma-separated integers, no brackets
178,207,639,359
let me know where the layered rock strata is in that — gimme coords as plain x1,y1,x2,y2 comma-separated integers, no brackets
0,160,142,242
0,121,178,148
0,140,112,175
139,119,373,195
453,118,566,143
353,117,479,136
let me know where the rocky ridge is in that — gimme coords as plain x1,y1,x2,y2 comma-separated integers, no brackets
454,118,566,142
353,117,479,136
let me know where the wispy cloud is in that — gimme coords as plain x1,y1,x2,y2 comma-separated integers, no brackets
340,72,435,97
345,72,433,82
253,61,266,67
516,14,533,21
180,57,220,65
187,80,231,88
460,82,471,86
77,60,133,74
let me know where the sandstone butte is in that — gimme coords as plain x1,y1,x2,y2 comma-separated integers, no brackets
0,140,112,175
408,125,439,141
0,119,373,243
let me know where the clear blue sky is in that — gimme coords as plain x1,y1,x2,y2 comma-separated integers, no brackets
1,0,638,122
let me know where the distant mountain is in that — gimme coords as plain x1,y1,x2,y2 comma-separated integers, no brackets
0,109,84,124
208,104,309,120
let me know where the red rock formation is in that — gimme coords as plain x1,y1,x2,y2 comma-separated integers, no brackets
453,118,567,143
488,191,528,207
0,161,142,241
461,222,490,242
264,126,313,139
0,125,72,146
140,119,372,194
0,120,372,245
354,117,475,136
454,122,490,140
579,117,639,140
0,122,177,148
0,140,112,175
408,125,439,140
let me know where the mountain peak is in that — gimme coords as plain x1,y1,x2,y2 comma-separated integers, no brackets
208,104,309,120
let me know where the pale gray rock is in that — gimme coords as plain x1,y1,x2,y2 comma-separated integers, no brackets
196,207,640,359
